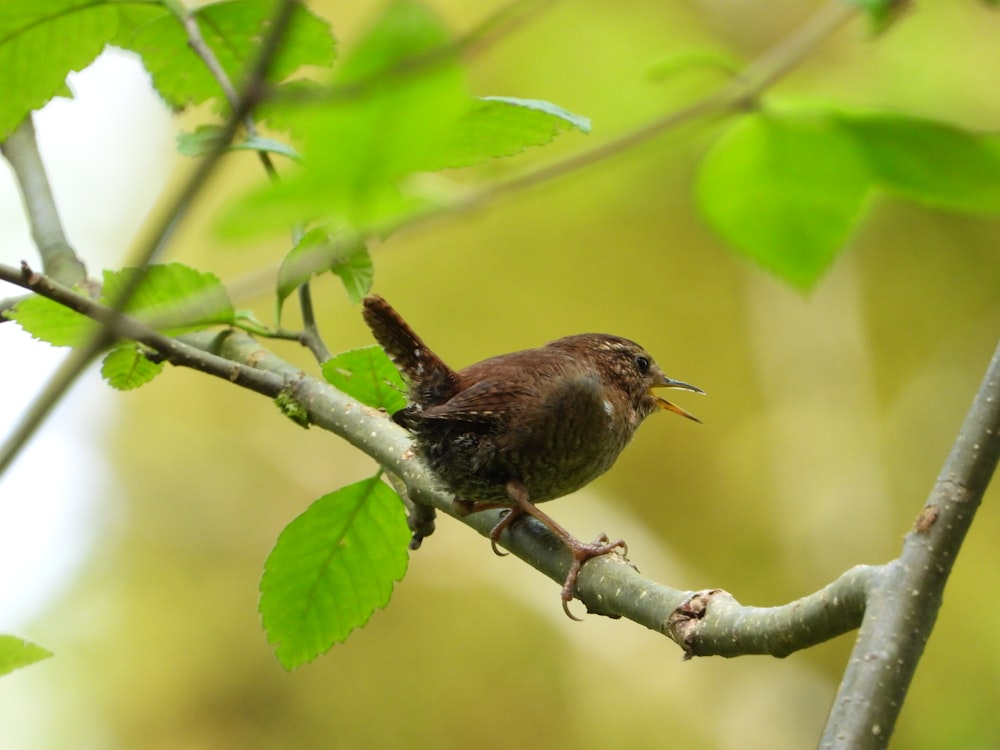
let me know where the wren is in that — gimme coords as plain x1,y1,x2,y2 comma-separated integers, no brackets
362,295,702,618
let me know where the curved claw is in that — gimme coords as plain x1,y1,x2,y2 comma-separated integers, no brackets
487,508,524,557
559,534,628,620
562,596,584,622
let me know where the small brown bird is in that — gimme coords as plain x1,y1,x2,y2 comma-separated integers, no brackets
362,295,702,618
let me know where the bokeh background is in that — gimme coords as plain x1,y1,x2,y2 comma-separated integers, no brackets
2,1,999,748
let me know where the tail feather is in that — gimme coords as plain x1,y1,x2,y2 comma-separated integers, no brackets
362,295,459,404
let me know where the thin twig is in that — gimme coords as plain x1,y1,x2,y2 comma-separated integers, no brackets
0,117,88,287
296,282,331,362
181,13,241,108
739,0,858,95
0,262,287,396
458,0,558,61
177,3,279,179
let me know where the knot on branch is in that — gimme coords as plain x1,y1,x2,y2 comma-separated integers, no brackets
665,588,731,659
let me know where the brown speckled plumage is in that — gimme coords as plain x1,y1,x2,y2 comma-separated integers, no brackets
362,294,702,617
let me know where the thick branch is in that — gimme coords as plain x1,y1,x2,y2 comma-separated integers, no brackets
821,338,1000,749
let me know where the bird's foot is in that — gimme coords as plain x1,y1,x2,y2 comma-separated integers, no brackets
559,533,627,621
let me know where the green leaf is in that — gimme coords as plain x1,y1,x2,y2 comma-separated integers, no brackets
8,263,235,347
837,112,1000,214
217,0,470,237
330,244,374,305
0,635,52,677
697,106,1000,289
0,0,123,139
177,125,301,160
276,228,370,319
7,292,99,347
696,109,871,290
423,96,591,170
102,263,235,335
259,476,410,669
321,346,407,412
120,0,336,111
101,342,164,390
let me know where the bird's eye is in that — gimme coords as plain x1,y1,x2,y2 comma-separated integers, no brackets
634,354,651,374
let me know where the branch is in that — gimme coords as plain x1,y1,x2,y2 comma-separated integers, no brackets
295,282,331,362
0,261,884,650
270,0,858,230
195,325,879,646
820,338,1000,749
667,567,872,659
0,116,88,287
0,262,286,398
188,0,867,312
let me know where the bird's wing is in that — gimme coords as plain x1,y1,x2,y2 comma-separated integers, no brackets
417,378,528,423
418,368,605,427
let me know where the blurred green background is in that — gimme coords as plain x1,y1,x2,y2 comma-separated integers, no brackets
3,1,1000,748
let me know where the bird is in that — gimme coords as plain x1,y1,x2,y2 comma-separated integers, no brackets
362,294,702,618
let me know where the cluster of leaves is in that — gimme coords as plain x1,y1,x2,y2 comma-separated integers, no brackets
3,0,1000,671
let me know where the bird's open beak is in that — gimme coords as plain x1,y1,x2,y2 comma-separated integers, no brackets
652,378,704,423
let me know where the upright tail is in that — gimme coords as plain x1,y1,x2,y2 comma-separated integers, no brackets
362,295,459,404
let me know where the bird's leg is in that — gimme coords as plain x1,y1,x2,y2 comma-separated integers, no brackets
503,479,626,621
